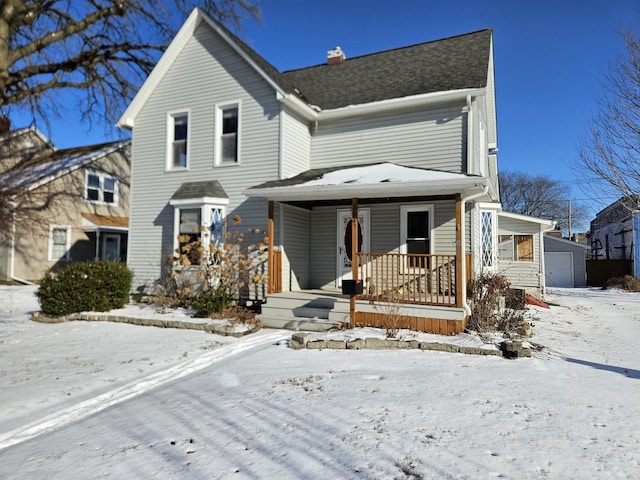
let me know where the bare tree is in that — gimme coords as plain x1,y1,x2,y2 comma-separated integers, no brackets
0,0,260,131
577,28,640,206
499,170,589,235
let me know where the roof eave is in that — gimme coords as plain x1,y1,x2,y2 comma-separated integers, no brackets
245,177,490,202
279,87,487,122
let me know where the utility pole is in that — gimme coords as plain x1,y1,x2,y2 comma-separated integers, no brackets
568,200,572,240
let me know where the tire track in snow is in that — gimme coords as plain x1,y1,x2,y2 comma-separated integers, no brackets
0,330,288,451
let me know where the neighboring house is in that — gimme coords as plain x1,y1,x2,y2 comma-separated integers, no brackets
543,234,589,288
590,195,640,278
495,211,555,298
0,127,130,283
118,8,540,332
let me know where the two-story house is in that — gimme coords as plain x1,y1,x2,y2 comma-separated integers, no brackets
589,195,640,278
119,8,548,333
0,126,130,283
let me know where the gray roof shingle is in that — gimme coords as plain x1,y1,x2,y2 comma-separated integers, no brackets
215,14,492,110
281,30,492,110
171,180,229,200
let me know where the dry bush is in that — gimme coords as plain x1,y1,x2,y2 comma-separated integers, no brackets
605,275,640,292
149,215,268,323
467,273,524,339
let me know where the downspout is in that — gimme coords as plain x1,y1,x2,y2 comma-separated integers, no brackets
9,208,36,285
460,185,489,317
466,95,474,175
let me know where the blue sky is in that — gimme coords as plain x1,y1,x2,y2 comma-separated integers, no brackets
19,0,640,227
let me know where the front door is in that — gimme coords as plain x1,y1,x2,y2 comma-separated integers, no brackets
337,209,370,287
103,234,120,261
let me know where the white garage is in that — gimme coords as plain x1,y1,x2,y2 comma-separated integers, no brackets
545,252,574,287
543,235,589,288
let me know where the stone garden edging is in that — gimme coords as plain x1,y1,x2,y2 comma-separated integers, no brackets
30,311,260,338
289,332,533,358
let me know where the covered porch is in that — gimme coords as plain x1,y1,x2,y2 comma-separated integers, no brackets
245,163,495,334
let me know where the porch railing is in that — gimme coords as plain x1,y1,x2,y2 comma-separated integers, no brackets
357,252,457,306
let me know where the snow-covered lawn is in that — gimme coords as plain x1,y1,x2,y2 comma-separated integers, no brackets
0,285,638,479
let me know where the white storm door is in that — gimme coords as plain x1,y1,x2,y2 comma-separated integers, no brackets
103,234,120,261
336,208,370,287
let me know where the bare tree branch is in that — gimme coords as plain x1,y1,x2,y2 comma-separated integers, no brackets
499,170,589,235
0,0,261,130
576,28,640,209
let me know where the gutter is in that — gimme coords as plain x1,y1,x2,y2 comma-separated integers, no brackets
460,185,489,317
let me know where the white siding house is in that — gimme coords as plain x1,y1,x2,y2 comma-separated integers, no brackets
118,8,540,333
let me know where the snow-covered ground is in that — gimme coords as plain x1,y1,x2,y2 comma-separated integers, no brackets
0,285,638,479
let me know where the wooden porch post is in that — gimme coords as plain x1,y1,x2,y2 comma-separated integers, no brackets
350,198,358,328
455,193,463,308
267,200,275,295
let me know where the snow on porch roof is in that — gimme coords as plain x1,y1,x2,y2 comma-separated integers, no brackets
244,162,491,201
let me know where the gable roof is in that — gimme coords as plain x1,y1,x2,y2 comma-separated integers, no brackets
118,8,493,127
0,139,130,192
281,30,492,110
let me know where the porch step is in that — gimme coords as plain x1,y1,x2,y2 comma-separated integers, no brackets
257,291,350,332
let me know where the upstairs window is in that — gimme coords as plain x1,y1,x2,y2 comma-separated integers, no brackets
216,103,240,165
86,172,117,204
168,112,188,169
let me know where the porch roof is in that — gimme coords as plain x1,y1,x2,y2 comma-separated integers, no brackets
82,214,129,232
244,162,493,201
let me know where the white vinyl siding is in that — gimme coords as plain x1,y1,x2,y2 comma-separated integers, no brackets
126,22,279,291
311,103,467,173
309,200,458,290
498,215,543,290
281,204,310,290
281,109,311,178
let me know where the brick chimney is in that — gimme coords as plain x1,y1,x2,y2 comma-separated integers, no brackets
327,46,345,65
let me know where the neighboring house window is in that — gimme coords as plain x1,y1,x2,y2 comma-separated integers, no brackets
400,205,434,255
216,103,240,165
86,172,117,204
481,210,495,268
168,112,189,169
49,225,70,261
498,234,534,262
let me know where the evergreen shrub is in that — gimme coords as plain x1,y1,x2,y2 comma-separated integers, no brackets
38,261,133,316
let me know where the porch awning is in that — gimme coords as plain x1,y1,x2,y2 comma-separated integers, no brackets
82,214,129,232
244,162,494,201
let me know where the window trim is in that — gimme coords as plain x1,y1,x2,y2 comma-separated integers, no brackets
85,170,118,205
49,224,71,261
215,101,241,166
480,209,497,270
171,202,229,264
498,233,535,263
400,204,434,256
166,110,190,171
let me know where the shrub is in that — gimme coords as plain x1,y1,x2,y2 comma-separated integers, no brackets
467,273,524,338
605,275,640,292
191,284,233,318
38,261,133,316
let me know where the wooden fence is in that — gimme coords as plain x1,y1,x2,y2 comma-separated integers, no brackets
586,259,632,287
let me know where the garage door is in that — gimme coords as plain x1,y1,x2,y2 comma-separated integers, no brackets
545,252,573,287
